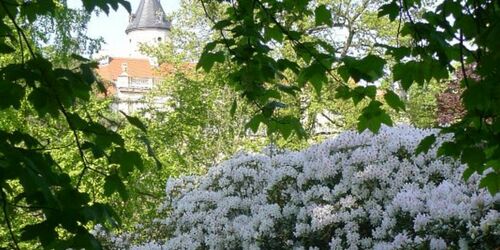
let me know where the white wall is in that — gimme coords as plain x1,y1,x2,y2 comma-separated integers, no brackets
127,29,168,58
116,91,146,114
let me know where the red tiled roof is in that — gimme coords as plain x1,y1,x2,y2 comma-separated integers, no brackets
96,57,158,82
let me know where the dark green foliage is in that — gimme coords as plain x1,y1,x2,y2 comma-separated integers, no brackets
338,55,386,83
377,2,399,21
81,0,131,14
104,173,129,200
480,172,500,194
357,101,393,133
197,51,225,71
415,135,436,155
315,5,333,27
0,0,153,249
120,111,148,133
384,90,405,112
393,60,448,91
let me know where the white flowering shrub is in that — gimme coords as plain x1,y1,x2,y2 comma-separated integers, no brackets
102,126,500,249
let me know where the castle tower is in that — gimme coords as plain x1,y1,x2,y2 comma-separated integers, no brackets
125,0,171,58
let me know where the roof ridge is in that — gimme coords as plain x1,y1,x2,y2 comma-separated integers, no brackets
109,56,151,61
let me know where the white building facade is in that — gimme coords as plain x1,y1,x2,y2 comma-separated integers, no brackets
97,0,171,114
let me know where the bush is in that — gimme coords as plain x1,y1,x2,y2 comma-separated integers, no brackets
99,126,499,249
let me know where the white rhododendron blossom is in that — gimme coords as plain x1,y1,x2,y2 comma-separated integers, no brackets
99,126,500,249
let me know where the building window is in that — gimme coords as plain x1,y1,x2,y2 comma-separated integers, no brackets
121,63,128,73
157,37,162,42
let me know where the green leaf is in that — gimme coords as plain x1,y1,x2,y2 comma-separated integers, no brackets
85,122,125,147
349,86,377,105
66,112,89,130
357,100,393,133
213,19,232,30
315,5,333,27
339,55,386,83
352,87,366,105
393,60,448,90
120,111,147,133
0,42,15,54
335,85,351,100
204,41,218,51
479,172,500,194
0,80,25,109
246,114,264,133
109,147,144,176
81,0,131,14
378,2,400,21
415,135,436,154
80,63,97,85
462,167,475,181
71,54,90,62
298,63,327,95
28,87,60,117
138,135,163,169
265,25,284,42
21,222,56,245
461,147,486,170
21,0,56,23
277,59,300,73
70,229,102,249
462,83,490,112
455,14,477,39
364,86,377,99
379,45,411,60
82,203,120,227
197,51,225,72
262,101,286,118
230,99,237,117
384,90,406,112
437,141,461,158
266,116,305,139
277,84,300,96
104,173,128,200
81,142,105,158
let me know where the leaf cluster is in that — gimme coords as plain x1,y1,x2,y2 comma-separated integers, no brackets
0,0,157,249
198,0,406,138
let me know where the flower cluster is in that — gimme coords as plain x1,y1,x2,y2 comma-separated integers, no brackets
108,126,499,249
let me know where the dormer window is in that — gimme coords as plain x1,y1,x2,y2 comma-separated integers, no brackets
121,63,128,73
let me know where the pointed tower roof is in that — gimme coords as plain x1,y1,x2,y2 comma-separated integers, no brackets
125,0,171,34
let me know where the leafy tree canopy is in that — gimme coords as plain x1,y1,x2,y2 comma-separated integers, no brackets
0,0,156,249
197,0,500,193
1,0,500,248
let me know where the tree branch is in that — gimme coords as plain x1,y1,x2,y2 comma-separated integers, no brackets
0,1,92,190
459,31,469,88
1,190,20,250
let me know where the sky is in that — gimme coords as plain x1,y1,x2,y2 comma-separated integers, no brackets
67,0,181,57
